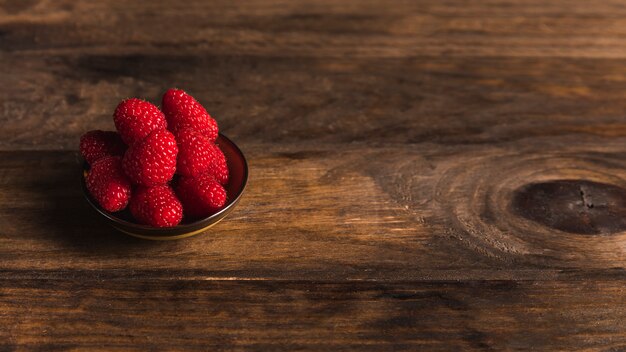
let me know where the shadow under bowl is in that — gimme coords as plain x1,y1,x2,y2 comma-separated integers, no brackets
81,133,248,240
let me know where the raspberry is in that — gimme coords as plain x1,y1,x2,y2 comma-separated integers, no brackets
79,130,126,165
206,143,229,185
114,98,167,145
175,128,228,183
175,173,227,219
86,156,131,212
130,185,183,227
122,129,178,186
174,128,215,177
162,88,218,141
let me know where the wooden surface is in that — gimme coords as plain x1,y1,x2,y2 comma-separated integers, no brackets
1,0,625,350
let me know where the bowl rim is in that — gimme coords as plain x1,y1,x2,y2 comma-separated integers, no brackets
81,133,248,233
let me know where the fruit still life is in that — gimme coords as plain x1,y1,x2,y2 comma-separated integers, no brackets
80,89,230,228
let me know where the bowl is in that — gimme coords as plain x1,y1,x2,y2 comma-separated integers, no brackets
81,133,248,240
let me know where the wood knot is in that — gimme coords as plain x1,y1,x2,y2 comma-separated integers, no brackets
511,180,626,235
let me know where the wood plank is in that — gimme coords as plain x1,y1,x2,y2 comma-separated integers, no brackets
1,1,625,349
1,279,624,351
2,54,626,150
0,137,624,281
6,0,626,58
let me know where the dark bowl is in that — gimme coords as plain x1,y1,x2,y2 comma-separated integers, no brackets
81,133,248,240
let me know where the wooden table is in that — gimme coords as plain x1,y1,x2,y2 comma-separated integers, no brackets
1,1,625,350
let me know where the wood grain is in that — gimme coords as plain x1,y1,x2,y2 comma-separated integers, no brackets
1,0,625,350
6,0,626,58
0,140,624,280
3,55,626,150
1,279,625,351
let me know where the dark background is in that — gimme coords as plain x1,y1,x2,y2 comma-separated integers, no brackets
0,1,625,350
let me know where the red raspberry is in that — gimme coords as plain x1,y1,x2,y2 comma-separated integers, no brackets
175,173,227,219
175,128,228,183
122,129,178,186
130,185,183,227
162,88,218,141
86,156,131,212
113,98,167,145
206,143,229,185
79,130,126,165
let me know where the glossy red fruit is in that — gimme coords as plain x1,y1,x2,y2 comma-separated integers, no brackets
175,128,214,177
175,128,229,183
86,156,131,212
130,185,183,227
79,130,126,165
206,143,229,185
122,129,178,186
162,88,218,141
175,173,227,219
113,98,167,145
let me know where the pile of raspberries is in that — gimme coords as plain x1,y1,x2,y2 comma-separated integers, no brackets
80,88,228,228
